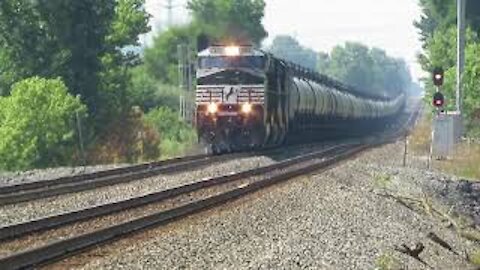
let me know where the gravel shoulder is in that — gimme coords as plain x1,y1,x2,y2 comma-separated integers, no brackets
47,141,480,270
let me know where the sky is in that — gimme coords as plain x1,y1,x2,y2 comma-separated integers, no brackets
145,0,425,82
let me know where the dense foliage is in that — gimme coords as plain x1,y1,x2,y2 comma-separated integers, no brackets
268,35,412,98
416,0,480,135
415,0,480,45
143,25,196,85
320,42,411,97
0,77,87,170
145,107,197,158
268,35,318,70
0,0,180,170
0,0,149,130
188,0,267,45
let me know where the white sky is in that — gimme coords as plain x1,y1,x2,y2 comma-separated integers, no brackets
145,0,425,81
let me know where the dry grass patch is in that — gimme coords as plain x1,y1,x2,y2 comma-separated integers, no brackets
409,115,432,155
408,114,480,180
437,143,480,180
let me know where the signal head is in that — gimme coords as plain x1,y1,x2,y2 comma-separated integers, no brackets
432,92,445,108
432,67,444,86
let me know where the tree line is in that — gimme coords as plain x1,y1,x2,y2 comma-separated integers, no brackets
268,35,413,98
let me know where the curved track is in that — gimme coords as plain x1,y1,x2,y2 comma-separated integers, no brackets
0,143,364,269
0,106,422,270
0,153,251,206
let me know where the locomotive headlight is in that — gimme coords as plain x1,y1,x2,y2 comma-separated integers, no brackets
207,103,218,114
225,46,240,56
241,103,252,114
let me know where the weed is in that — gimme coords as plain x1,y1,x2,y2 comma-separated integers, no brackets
409,115,432,155
375,253,402,270
469,249,480,266
373,174,392,190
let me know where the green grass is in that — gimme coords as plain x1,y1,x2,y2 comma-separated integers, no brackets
469,249,480,266
375,253,402,270
373,174,392,190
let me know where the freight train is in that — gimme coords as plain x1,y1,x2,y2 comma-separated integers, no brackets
195,45,405,153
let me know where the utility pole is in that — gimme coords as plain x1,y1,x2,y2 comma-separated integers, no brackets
178,43,193,122
75,110,86,167
166,0,173,28
456,0,466,113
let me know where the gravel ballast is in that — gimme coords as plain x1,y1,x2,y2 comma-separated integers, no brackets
0,164,128,187
47,141,479,270
0,156,276,227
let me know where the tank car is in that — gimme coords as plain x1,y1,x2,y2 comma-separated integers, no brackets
195,45,405,153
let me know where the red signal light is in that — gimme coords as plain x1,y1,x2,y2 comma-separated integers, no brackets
433,92,445,108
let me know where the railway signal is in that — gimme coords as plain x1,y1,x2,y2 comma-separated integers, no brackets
432,67,444,86
433,92,445,108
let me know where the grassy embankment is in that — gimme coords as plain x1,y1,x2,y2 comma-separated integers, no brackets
409,115,480,180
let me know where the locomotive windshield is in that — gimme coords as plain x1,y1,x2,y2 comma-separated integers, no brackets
198,56,266,70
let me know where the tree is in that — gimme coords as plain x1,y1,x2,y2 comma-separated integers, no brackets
0,0,116,111
187,0,267,45
269,35,317,70
145,107,197,158
96,0,150,128
128,65,185,112
0,0,149,126
317,52,330,73
0,77,87,171
143,25,195,85
318,42,411,97
415,0,480,47
327,43,376,94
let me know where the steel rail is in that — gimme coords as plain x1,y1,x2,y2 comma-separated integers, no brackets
0,144,363,270
0,153,249,206
0,144,344,241
0,154,210,195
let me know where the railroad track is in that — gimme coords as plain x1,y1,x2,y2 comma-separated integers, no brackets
0,107,422,269
0,152,251,206
0,143,366,269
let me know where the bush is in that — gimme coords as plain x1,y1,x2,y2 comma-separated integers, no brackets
88,107,160,164
128,65,194,113
145,107,197,158
0,77,87,171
